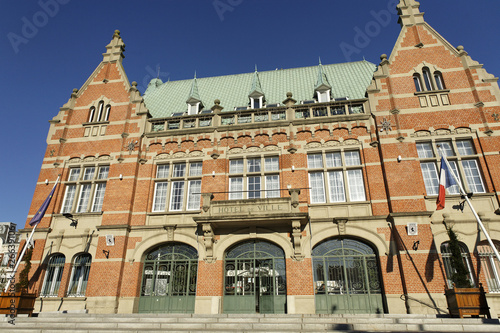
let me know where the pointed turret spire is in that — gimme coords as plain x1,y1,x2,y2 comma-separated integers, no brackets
397,0,425,27
186,73,201,103
102,30,125,63
248,67,264,97
315,59,331,91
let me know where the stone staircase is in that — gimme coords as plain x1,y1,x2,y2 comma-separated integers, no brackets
1,313,499,332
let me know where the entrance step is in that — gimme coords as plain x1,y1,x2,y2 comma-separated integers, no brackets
0,313,499,332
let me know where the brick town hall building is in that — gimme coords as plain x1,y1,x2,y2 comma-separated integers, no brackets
21,0,500,316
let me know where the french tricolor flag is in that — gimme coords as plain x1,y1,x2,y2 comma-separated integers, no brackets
436,157,457,210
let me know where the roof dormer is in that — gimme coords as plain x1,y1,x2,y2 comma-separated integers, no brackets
314,59,332,103
248,67,265,109
186,73,203,115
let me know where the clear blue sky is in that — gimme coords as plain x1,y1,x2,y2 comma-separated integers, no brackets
1,0,499,228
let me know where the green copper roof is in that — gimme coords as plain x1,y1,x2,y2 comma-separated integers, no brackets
143,60,376,119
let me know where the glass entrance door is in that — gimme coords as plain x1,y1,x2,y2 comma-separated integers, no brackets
139,243,198,313
223,240,286,314
313,238,384,314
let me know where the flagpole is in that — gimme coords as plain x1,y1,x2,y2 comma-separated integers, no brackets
437,146,500,263
4,176,60,293
4,227,36,293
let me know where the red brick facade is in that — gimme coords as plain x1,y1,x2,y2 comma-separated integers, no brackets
20,1,500,315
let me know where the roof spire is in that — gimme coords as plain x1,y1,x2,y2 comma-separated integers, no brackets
315,60,331,92
186,73,201,103
397,0,424,27
102,30,125,63
248,67,264,97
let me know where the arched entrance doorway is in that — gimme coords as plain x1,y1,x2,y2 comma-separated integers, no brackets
138,243,198,313
312,238,384,314
223,240,286,314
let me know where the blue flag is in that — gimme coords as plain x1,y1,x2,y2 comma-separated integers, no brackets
29,179,59,227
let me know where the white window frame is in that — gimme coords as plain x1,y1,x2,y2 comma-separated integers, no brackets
308,150,366,204
188,102,200,115
441,242,476,289
250,96,263,109
416,139,485,196
61,165,109,214
317,89,330,103
152,162,202,212
229,156,279,200
478,243,500,293
41,254,65,297
67,254,91,297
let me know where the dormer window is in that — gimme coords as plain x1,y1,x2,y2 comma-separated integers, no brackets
188,102,200,115
251,96,263,109
317,90,331,103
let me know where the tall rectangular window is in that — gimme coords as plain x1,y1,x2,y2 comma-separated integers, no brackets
152,162,202,212
41,255,65,297
416,140,485,196
308,150,366,204
61,165,109,214
478,243,500,293
309,172,326,203
229,177,244,200
67,254,91,297
229,156,279,199
187,180,202,210
169,181,185,211
265,175,280,198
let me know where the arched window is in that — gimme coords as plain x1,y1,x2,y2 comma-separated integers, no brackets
88,107,96,122
40,254,65,297
434,71,445,90
312,238,384,314
478,241,500,293
67,253,92,297
104,105,111,121
96,101,104,122
441,241,475,288
413,74,423,92
223,240,286,314
139,243,198,313
422,67,433,91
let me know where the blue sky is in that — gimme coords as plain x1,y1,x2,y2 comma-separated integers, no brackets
1,0,499,228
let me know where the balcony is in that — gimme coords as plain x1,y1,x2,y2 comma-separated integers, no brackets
146,99,368,136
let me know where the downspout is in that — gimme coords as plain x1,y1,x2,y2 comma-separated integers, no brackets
371,112,411,314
